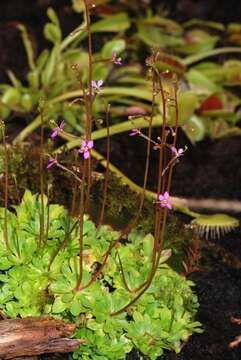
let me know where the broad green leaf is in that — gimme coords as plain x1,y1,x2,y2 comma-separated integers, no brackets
168,91,199,126
52,297,67,313
101,39,126,58
47,8,60,26
186,69,221,93
41,45,60,86
142,233,154,258
182,115,206,143
44,23,62,44
91,13,130,33
17,24,36,71
2,88,21,107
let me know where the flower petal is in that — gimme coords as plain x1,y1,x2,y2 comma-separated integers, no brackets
47,157,57,169
84,151,90,159
87,140,93,149
51,129,58,138
91,80,97,88
81,140,87,147
59,120,65,129
164,191,169,199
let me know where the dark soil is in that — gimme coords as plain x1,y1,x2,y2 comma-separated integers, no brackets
1,1,241,360
162,258,241,360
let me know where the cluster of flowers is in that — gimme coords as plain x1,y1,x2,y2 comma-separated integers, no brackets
129,128,187,210
47,49,184,211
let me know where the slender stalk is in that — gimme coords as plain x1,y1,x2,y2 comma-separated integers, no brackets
75,159,87,290
153,71,168,250
56,163,82,183
110,67,176,316
98,104,111,227
70,152,80,217
39,106,45,247
1,121,9,249
83,0,94,211
77,238,117,292
12,174,21,204
76,0,94,288
116,73,157,293
48,218,79,271
45,185,50,245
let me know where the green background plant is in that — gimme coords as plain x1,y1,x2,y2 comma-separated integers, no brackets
1,7,241,146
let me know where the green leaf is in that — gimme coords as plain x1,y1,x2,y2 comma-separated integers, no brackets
44,23,62,44
70,298,82,316
182,115,206,143
186,69,221,93
47,7,60,26
0,102,10,119
142,233,154,258
52,297,67,313
17,24,36,71
168,91,199,126
41,45,60,86
91,13,130,33
27,70,39,89
159,308,172,330
21,93,32,111
101,39,126,58
2,88,21,107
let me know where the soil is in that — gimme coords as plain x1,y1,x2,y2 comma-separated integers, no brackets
1,1,241,360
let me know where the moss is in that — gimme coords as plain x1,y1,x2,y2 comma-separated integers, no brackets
0,144,73,208
0,144,191,268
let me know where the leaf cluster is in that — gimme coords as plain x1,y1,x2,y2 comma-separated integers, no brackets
0,190,201,359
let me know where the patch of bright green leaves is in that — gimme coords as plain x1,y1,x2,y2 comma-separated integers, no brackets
0,191,201,359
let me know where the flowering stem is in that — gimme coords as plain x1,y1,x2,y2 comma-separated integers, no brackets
70,152,80,216
98,104,111,227
118,74,157,294
1,120,9,249
76,161,87,290
39,105,45,247
56,163,82,183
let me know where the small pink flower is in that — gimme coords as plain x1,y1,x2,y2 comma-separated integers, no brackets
78,139,94,159
51,121,65,139
111,52,122,65
171,146,184,157
91,80,103,95
159,191,172,209
47,156,57,169
129,128,141,136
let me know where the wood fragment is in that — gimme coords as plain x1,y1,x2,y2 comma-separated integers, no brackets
0,317,84,359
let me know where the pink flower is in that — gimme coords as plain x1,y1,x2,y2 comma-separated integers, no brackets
159,191,172,209
47,156,57,169
78,139,94,159
91,80,103,95
129,128,141,136
171,146,184,157
111,52,122,65
51,121,65,139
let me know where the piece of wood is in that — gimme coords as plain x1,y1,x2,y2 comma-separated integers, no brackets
0,317,84,359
